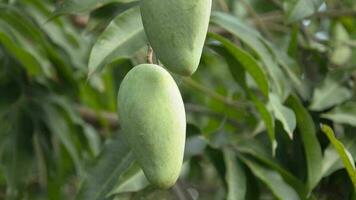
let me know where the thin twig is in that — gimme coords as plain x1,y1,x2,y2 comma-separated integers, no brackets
182,78,245,109
239,0,273,39
217,0,229,12
147,45,153,64
77,103,242,130
313,10,356,18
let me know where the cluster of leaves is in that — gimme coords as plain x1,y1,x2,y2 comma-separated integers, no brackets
0,0,356,199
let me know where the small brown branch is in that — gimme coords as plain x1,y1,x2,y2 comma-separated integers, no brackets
313,10,356,18
77,102,242,130
147,45,153,64
76,106,119,130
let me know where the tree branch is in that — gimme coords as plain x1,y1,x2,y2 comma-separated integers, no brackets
77,103,242,130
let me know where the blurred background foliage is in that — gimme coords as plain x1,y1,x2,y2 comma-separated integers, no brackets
0,0,356,199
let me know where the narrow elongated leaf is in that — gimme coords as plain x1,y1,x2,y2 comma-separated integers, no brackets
284,0,324,22
209,44,275,154
88,7,146,76
53,0,137,16
322,102,356,127
108,162,149,195
309,71,353,111
42,104,83,174
235,138,310,199
223,148,246,200
77,134,135,200
240,156,300,200
211,12,287,98
322,137,356,177
208,33,269,96
286,94,322,191
0,31,42,76
321,125,356,190
269,93,296,139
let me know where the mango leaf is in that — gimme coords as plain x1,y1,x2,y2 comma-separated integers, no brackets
322,137,356,177
330,23,352,66
88,6,146,77
108,162,149,195
223,148,246,200
209,43,276,154
53,0,137,16
284,0,324,23
286,94,322,191
235,138,310,199
309,70,353,111
240,155,300,200
269,93,296,139
211,12,288,98
208,33,269,97
42,104,84,175
0,31,42,76
322,102,356,127
76,134,135,200
321,125,356,190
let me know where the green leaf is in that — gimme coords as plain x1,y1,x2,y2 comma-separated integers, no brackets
76,134,135,200
208,33,269,97
322,102,356,127
88,6,146,77
42,104,83,175
108,162,149,195
209,43,276,154
223,148,246,200
235,138,310,199
309,70,353,111
269,93,296,139
211,12,288,98
284,0,324,23
330,23,352,66
286,94,322,191
53,0,137,16
320,124,356,190
322,137,356,177
240,155,300,200
0,31,42,76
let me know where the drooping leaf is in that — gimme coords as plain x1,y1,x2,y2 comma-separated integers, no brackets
235,138,310,199
42,103,84,175
309,70,353,111
322,137,356,177
240,155,300,200
211,12,288,98
209,43,276,154
52,0,137,16
284,0,324,23
223,148,246,200
322,102,356,127
286,94,322,191
76,134,135,200
108,162,149,195
88,6,146,77
321,124,356,190
208,32,269,97
269,93,296,139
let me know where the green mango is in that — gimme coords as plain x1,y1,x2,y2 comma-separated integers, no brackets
140,0,212,76
117,64,186,189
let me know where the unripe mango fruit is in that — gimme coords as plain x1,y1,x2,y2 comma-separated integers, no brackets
117,64,186,189
140,0,212,76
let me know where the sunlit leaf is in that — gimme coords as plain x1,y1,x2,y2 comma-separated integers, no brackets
321,124,356,190
223,148,246,200
286,94,322,191
88,6,146,77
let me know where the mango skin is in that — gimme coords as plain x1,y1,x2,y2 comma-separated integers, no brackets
140,0,212,76
117,64,186,189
